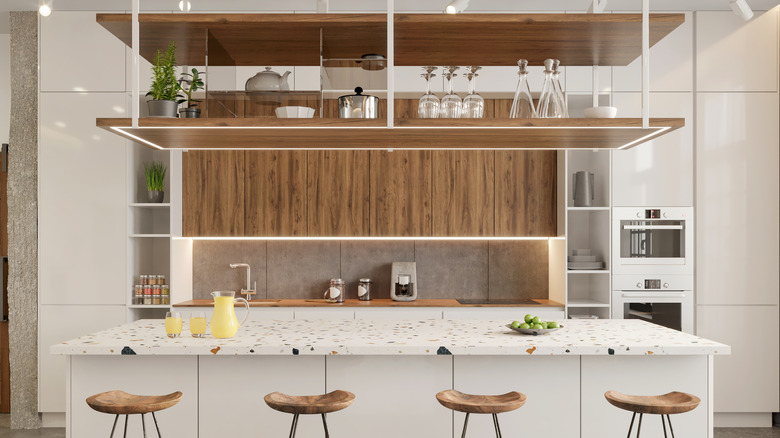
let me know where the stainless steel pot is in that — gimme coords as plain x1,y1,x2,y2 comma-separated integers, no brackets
338,87,379,119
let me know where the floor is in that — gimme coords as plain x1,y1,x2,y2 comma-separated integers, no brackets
0,414,776,438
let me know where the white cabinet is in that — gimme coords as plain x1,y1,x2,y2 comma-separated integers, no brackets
39,305,126,412
355,308,443,319
697,305,779,413
696,92,779,306
613,12,693,92
41,12,126,92
611,92,694,207
39,92,127,305
696,10,778,92
294,309,355,320
443,308,564,321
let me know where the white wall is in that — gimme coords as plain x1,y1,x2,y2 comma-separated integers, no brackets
0,33,9,144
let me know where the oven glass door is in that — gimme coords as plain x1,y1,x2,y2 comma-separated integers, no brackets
619,220,685,261
623,302,682,331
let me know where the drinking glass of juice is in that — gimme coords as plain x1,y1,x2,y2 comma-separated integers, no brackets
164,312,182,338
189,311,207,338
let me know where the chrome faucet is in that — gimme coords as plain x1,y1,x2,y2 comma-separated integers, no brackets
229,263,256,300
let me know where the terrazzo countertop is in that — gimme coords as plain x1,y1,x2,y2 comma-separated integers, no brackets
173,298,564,308
51,319,729,357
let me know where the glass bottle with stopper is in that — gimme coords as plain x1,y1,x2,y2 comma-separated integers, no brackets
510,59,537,118
538,58,567,118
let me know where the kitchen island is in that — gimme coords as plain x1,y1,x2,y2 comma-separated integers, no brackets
52,319,728,438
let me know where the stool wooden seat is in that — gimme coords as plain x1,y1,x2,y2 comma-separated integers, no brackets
604,390,700,437
86,390,182,438
436,390,527,414
436,389,527,438
264,390,355,438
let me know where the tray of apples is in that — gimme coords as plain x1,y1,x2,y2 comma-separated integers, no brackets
506,314,562,336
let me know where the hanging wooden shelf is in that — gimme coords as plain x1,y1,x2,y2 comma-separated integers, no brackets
96,117,684,150
96,12,684,66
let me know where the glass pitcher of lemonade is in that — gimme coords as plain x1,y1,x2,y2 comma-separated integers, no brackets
210,291,249,338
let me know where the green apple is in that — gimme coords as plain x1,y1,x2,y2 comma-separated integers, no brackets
524,314,534,324
540,322,548,329
532,323,543,330
548,321,560,329
532,316,542,324
510,320,521,329
519,323,530,329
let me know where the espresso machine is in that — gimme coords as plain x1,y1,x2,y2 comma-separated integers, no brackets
390,262,418,302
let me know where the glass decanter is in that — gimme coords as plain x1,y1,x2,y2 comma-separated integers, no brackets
552,59,569,118
510,59,537,118
417,66,440,118
461,66,484,118
538,58,565,118
439,66,462,118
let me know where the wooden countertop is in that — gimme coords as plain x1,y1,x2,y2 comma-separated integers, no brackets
172,298,564,308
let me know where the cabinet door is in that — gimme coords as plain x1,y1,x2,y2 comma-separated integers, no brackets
495,151,557,236
432,151,494,236
370,150,432,236
183,151,245,236
245,151,306,236
307,151,369,236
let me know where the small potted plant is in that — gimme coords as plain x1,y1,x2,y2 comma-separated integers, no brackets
144,161,167,203
178,68,204,118
146,41,181,117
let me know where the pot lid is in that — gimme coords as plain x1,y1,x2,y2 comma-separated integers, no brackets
257,66,281,77
339,87,373,99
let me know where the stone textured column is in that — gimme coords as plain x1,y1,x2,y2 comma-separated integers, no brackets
8,11,40,429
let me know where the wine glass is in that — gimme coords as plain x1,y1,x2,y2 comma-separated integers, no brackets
417,66,440,118
439,66,462,118
461,66,484,118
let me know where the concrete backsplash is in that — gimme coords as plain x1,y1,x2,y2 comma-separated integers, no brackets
193,240,550,301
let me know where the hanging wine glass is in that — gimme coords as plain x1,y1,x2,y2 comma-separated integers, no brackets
417,66,440,118
510,59,537,118
551,59,569,118
439,66,462,118
461,66,484,118
538,58,565,118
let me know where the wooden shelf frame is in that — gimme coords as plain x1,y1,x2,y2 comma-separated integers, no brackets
97,117,684,151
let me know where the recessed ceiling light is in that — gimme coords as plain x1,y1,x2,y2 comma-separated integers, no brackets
38,1,52,17
178,0,191,12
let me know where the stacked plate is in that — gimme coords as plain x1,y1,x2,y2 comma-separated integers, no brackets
568,249,604,270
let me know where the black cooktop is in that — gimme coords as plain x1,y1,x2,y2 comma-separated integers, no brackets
456,299,540,305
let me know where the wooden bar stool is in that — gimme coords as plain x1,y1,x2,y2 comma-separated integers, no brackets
604,390,701,437
264,390,355,438
436,389,527,438
86,390,182,438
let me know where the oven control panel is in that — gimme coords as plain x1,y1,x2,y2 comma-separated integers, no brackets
644,279,661,289
645,209,661,219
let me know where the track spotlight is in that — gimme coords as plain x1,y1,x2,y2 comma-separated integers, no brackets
178,0,191,12
445,0,469,14
730,0,754,21
38,0,52,17
588,0,608,13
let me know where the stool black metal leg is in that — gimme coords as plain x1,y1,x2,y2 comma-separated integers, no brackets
625,412,636,438
667,415,675,438
109,414,119,438
152,411,162,438
123,414,129,438
321,413,330,438
636,413,643,438
491,413,503,438
460,413,470,438
661,414,668,438
141,413,147,438
288,414,300,438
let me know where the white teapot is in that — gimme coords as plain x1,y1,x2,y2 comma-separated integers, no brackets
245,67,291,92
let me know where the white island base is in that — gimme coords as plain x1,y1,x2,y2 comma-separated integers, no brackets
55,319,728,438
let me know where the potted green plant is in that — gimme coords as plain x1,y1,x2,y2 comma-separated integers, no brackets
178,68,204,118
146,41,181,118
144,161,167,203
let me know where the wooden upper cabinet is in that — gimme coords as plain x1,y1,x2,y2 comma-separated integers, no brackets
245,151,307,237
370,150,432,237
183,150,245,236
307,151,370,236
432,151,495,237
495,151,557,237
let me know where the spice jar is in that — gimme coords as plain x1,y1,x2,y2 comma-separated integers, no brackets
143,284,152,305
133,284,144,305
152,285,161,305
157,274,166,285
324,278,345,303
358,278,372,301
149,275,158,286
161,284,170,304
140,274,148,285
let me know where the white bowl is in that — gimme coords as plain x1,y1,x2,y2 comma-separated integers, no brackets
584,106,618,118
275,106,315,118
572,249,592,256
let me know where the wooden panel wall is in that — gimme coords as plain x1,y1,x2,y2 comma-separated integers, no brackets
183,150,246,236
432,151,495,236
306,151,370,236
370,150,432,236
495,151,557,236
245,151,306,236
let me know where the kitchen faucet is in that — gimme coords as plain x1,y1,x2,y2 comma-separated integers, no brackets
229,263,256,300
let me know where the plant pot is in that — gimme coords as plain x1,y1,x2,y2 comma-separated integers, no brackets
179,107,201,118
147,191,165,203
147,100,179,118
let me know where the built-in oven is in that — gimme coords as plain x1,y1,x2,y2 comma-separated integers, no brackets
612,275,693,333
612,207,693,275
